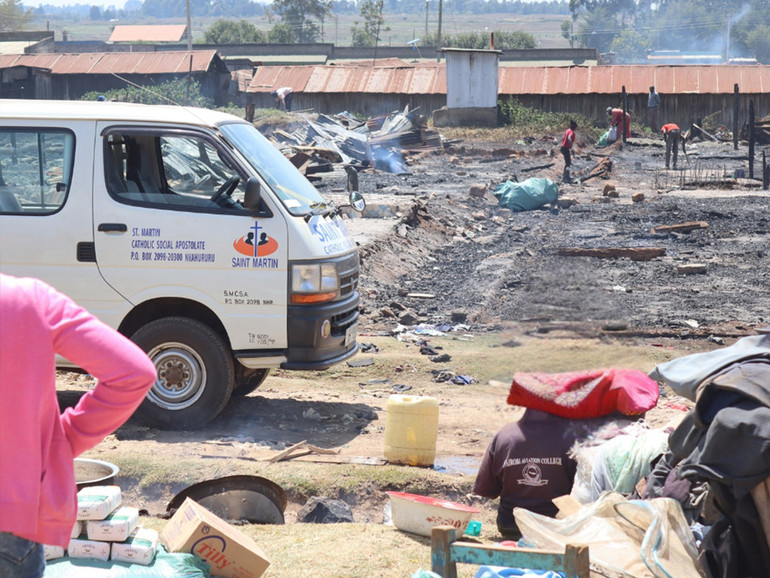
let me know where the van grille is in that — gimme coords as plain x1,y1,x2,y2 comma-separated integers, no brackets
331,308,358,337
337,252,359,298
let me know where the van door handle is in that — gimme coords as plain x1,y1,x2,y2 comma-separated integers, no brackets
98,223,128,233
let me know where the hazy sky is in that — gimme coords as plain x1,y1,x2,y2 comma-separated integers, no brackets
29,1,128,7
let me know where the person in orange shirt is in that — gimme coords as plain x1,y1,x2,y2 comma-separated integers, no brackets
661,123,682,169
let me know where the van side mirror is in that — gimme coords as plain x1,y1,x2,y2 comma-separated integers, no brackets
243,177,261,210
349,191,366,213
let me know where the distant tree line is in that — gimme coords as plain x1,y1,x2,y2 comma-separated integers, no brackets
566,0,770,63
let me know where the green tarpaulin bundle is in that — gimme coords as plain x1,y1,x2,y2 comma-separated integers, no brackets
493,178,558,212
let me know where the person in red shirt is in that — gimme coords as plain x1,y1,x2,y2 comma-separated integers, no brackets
606,107,632,139
661,123,682,169
560,120,577,182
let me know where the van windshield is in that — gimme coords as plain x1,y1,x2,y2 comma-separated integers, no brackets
220,122,328,216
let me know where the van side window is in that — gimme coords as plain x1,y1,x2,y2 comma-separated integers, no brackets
0,129,74,215
105,132,249,212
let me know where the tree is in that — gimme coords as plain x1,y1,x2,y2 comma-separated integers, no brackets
351,0,389,47
89,5,103,20
0,0,31,31
574,6,618,52
745,24,770,63
271,0,331,42
205,19,266,44
609,29,653,62
268,21,296,43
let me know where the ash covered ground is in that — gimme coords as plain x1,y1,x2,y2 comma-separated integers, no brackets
316,133,770,338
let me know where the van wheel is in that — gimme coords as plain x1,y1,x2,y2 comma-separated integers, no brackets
131,317,234,429
233,368,271,397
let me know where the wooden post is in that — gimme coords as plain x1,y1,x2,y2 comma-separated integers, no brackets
763,150,768,191
622,85,627,143
431,526,457,578
749,100,754,179
564,544,590,578
733,84,739,150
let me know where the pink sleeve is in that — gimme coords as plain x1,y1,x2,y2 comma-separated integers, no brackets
38,282,156,456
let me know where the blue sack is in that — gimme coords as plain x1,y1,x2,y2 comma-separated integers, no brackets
493,178,558,212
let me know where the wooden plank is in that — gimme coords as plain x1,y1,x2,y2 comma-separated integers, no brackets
450,543,567,570
651,221,708,234
558,247,665,261
282,454,385,465
269,440,308,463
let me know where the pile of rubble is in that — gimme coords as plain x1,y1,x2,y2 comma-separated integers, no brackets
269,106,444,177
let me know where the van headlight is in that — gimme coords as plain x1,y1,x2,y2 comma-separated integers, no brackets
290,263,338,304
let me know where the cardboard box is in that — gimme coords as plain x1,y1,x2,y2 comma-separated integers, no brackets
161,497,270,578
68,537,110,561
71,520,82,539
87,506,139,542
77,485,122,521
43,544,65,561
111,526,159,566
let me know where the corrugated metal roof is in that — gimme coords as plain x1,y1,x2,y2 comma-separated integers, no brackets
249,64,447,95
0,51,220,75
496,65,770,95
232,69,253,92
108,25,187,43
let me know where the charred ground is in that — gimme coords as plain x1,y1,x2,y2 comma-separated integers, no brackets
322,134,770,339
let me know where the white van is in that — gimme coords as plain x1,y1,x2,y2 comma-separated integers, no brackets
0,100,363,429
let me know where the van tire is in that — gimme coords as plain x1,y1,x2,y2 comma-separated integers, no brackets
233,368,270,396
131,317,234,429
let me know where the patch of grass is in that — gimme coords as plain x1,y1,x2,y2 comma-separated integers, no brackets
112,455,203,489
497,98,604,140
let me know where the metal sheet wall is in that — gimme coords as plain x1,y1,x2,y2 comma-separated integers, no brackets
446,51,498,109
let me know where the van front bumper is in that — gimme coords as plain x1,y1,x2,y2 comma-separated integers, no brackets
282,292,360,370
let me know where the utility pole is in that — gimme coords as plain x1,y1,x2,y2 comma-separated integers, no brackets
185,0,192,51
436,0,442,62
425,0,429,41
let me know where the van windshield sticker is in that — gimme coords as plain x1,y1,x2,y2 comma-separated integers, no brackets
231,221,280,269
130,227,215,263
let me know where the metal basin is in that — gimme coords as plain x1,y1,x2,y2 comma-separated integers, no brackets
167,475,286,524
74,458,120,490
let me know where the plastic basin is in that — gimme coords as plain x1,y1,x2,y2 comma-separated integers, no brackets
386,491,479,537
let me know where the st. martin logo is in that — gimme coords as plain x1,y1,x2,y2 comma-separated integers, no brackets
233,221,278,257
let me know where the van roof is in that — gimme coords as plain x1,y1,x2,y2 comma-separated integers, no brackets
0,99,244,128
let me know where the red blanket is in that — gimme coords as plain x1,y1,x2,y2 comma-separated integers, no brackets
507,368,659,418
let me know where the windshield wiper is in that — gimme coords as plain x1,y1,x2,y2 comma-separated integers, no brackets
304,201,337,222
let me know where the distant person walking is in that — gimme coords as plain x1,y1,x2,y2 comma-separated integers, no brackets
648,86,660,133
0,274,156,577
560,120,577,183
661,123,682,169
271,87,294,112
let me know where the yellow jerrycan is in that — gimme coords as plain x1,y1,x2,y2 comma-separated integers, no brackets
384,395,439,466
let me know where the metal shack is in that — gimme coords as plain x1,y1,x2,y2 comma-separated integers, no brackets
434,47,501,127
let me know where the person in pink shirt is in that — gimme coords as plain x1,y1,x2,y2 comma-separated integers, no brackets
0,274,156,577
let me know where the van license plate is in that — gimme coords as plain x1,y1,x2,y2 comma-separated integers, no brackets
345,323,358,346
